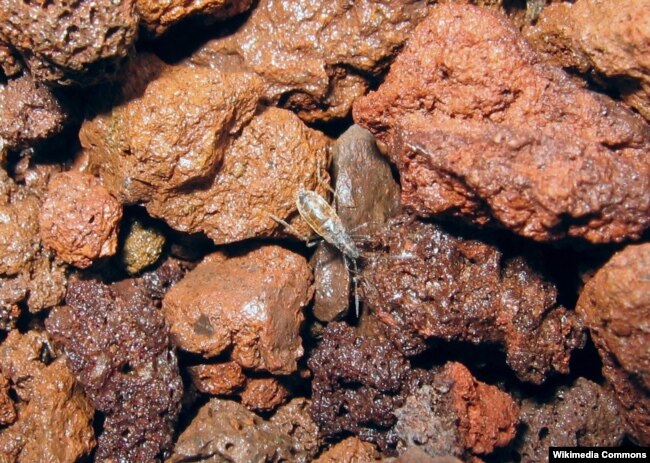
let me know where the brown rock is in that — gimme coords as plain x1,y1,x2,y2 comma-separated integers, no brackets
394,362,518,460
167,398,295,463
40,171,122,268
0,374,15,426
119,216,166,275
0,331,95,463
315,437,381,463
516,378,625,463
270,398,321,462
163,245,313,373
309,321,432,450
0,42,21,78
311,125,401,321
0,167,66,316
391,448,463,463
81,54,264,204
145,107,330,244
46,273,183,462
353,3,650,243
526,0,650,121
577,243,650,444
188,361,246,396
136,0,253,36
240,377,289,412
0,0,138,86
190,0,434,122
362,217,585,384
0,74,70,150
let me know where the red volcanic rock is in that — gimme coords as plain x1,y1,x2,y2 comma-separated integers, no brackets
40,172,122,268
240,377,289,412
188,361,246,396
354,3,650,243
163,245,313,374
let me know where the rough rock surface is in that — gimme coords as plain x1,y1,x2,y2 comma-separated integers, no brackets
577,243,650,444
187,361,246,396
81,54,263,204
362,217,585,384
0,374,16,426
240,377,289,412
0,331,96,462
394,362,519,459
190,0,435,122
163,245,313,373
353,3,650,243
136,0,253,36
311,124,401,321
168,398,313,463
309,321,431,450
314,437,381,463
40,171,122,268
270,398,320,462
119,216,166,275
0,42,21,78
0,0,138,86
0,166,66,316
0,74,70,150
46,271,184,462
526,0,650,121
145,107,330,244
516,378,625,462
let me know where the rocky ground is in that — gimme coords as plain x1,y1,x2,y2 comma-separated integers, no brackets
0,0,648,462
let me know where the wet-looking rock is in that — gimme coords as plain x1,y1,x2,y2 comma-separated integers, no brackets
353,3,650,243
46,268,184,462
362,217,585,384
163,245,313,374
40,171,122,268
577,243,650,444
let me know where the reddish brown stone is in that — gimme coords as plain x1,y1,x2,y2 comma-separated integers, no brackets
40,171,122,268
577,243,650,444
0,331,95,462
0,0,138,86
270,398,320,461
136,0,253,36
353,3,650,243
315,437,381,463
362,217,585,384
0,374,15,426
163,245,313,374
190,0,434,122
0,74,70,150
0,42,21,78
188,361,246,396
240,377,289,412
526,0,650,121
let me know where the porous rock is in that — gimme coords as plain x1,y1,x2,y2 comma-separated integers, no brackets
0,374,16,426
187,361,246,396
0,0,138,86
0,74,70,150
136,0,253,36
240,377,289,412
0,167,66,317
314,437,381,463
311,124,400,321
515,377,624,462
40,171,122,268
81,53,263,204
577,243,650,444
167,398,296,463
163,245,313,374
0,42,21,78
394,362,518,460
119,216,166,275
362,217,585,384
526,0,650,121
270,398,320,462
353,3,650,243
308,321,431,450
190,0,435,122
0,331,95,463
46,272,184,462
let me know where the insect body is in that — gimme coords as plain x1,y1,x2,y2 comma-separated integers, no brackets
295,189,363,316
296,190,361,260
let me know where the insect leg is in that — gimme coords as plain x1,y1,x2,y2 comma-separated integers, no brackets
269,213,315,246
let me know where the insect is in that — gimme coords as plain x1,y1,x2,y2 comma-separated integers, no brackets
272,188,364,316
